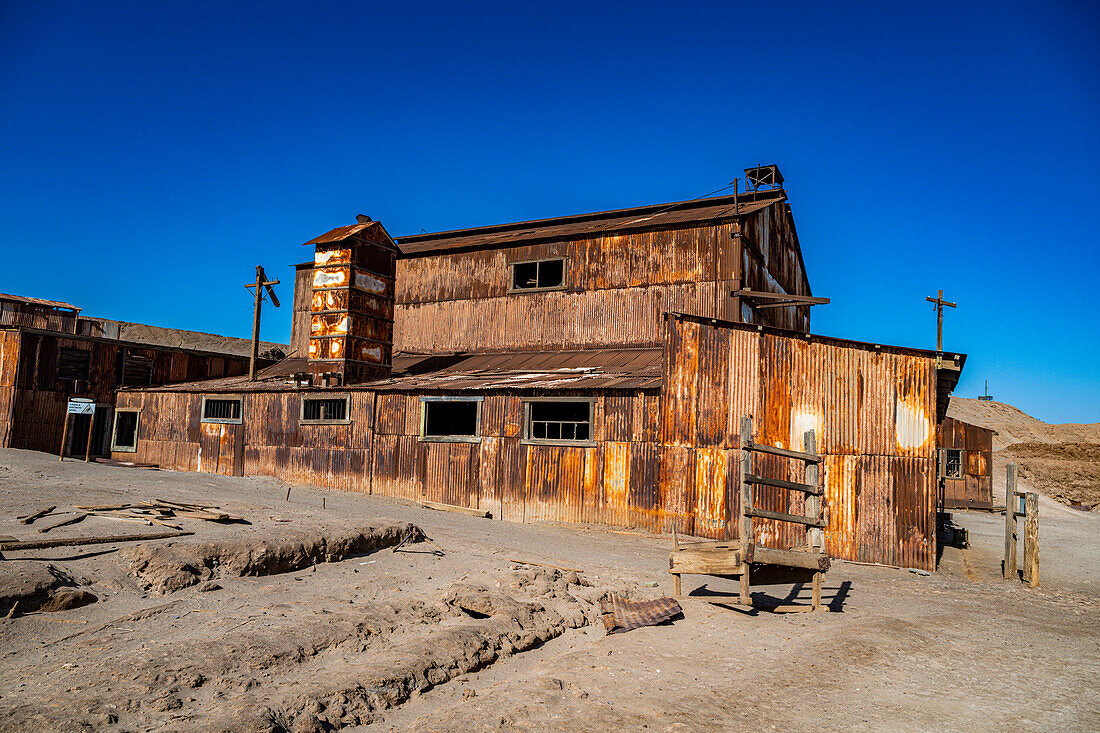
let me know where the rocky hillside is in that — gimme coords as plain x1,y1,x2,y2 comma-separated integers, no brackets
946,398,1100,508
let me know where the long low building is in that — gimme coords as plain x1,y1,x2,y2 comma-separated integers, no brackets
110,167,966,571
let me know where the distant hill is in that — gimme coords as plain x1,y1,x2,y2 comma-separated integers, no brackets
946,398,1100,451
947,398,1100,509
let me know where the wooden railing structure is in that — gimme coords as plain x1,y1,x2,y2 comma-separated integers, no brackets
669,415,830,612
1003,463,1039,588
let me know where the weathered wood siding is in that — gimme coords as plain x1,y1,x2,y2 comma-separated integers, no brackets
936,417,994,510
116,388,664,527
658,314,938,571
2,330,252,453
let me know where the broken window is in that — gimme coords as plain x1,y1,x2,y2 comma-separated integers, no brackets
119,349,153,387
301,396,349,423
111,410,139,452
201,397,242,423
526,400,592,443
511,259,565,291
421,399,480,441
944,449,963,478
57,348,91,381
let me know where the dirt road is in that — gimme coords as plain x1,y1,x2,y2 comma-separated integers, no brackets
0,448,1096,731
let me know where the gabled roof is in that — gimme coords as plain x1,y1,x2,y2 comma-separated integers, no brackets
0,292,80,312
395,189,786,255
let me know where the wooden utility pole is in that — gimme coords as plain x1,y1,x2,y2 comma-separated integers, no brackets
925,289,957,352
245,266,280,381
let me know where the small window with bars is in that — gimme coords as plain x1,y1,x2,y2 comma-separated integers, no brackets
944,449,963,478
301,396,349,424
201,397,242,423
57,348,91,381
510,259,565,291
525,400,593,444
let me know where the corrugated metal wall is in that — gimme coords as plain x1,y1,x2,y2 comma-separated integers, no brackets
658,314,939,571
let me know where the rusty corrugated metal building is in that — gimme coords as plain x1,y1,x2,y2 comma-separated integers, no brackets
0,292,283,456
114,168,965,570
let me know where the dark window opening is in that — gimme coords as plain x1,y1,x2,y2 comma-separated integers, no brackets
945,449,963,478
112,410,139,452
119,350,153,387
57,348,91,381
423,400,479,439
511,259,565,290
528,401,591,442
302,397,348,423
202,398,241,422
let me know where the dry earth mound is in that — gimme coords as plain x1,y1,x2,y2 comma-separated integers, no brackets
120,523,423,594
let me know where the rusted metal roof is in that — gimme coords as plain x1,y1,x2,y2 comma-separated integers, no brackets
135,347,664,393
0,292,81,311
301,220,399,250
396,190,783,255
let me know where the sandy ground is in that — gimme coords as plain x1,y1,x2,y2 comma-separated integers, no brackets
0,448,1097,732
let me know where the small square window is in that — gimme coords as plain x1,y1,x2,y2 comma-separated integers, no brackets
111,410,139,452
511,259,565,291
944,449,963,478
525,400,592,444
421,399,480,442
301,396,349,424
201,397,242,423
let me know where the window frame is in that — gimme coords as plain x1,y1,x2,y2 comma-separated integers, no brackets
299,394,351,425
110,408,140,453
200,395,243,425
57,347,92,382
419,396,483,443
522,397,596,447
944,448,963,479
508,257,568,293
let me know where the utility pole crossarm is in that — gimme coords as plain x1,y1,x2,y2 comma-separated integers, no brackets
246,265,281,381
925,289,957,354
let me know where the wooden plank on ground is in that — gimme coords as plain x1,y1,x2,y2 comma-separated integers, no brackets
37,513,89,534
17,506,57,524
0,531,193,551
422,500,491,518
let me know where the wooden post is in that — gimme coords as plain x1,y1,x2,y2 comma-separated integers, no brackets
249,266,263,381
804,429,822,611
739,414,753,606
84,407,96,462
1023,492,1039,588
1003,463,1017,580
59,411,71,462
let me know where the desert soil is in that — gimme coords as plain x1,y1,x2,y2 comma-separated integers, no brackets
0,447,1097,732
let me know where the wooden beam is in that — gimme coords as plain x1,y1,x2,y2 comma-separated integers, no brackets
669,549,744,575
746,544,831,571
744,507,826,529
744,473,823,495
37,513,89,534
1003,464,1017,580
1,530,193,551
18,506,57,525
742,441,822,463
730,289,830,305
1023,492,1039,588
739,415,753,606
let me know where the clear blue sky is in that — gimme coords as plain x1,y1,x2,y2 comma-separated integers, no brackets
1,2,1097,423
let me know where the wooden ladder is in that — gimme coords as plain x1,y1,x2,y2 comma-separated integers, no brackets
739,414,827,611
